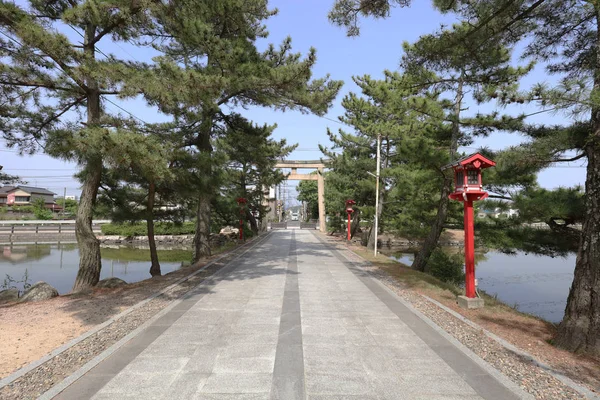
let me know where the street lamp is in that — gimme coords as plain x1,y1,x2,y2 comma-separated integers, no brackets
442,153,495,309
236,197,247,241
366,134,381,257
345,199,356,241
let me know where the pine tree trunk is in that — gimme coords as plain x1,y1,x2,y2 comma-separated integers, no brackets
147,182,161,277
72,159,102,292
350,210,360,239
556,7,600,357
193,193,212,262
193,124,213,263
411,178,452,272
412,77,463,272
246,209,259,235
72,23,102,292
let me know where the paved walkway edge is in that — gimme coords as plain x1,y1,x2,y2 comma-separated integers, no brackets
421,294,600,400
315,233,534,400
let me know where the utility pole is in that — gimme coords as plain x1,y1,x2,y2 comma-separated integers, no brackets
374,134,381,258
278,184,282,222
63,187,67,218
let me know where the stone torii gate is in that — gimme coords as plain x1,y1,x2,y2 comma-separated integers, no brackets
274,160,326,233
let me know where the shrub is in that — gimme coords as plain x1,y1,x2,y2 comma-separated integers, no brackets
32,198,53,220
11,205,34,214
425,248,465,285
101,222,196,237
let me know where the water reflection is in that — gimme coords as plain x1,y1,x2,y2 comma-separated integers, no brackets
387,248,575,323
0,244,192,295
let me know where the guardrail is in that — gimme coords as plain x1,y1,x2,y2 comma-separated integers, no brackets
0,220,110,235
300,222,318,229
270,222,287,229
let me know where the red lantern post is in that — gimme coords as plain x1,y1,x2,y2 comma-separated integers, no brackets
236,198,247,240
443,153,495,309
345,200,356,241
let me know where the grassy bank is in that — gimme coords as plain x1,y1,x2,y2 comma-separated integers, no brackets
349,244,546,322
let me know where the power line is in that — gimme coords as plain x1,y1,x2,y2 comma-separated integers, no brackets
103,97,149,124
66,24,111,60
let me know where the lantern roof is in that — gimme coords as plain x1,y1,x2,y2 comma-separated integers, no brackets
441,152,496,171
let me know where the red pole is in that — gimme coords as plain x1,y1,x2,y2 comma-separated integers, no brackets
347,212,351,241
464,199,476,298
239,208,244,241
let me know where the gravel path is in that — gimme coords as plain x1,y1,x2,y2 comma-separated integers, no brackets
332,238,597,400
0,237,265,400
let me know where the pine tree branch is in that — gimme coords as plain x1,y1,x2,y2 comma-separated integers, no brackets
91,22,121,46
497,0,547,34
0,13,88,91
34,96,85,136
0,80,81,93
554,153,585,162
488,194,513,200
463,0,518,39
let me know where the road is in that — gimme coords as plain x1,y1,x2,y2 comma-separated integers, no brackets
52,230,528,400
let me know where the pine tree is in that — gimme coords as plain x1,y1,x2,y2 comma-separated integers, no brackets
297,178,319,220
330,0,600,357
0,0,166,291
96,121,178,277
400,25,531,272
146,0,343,262
217,114,296,234
322,72,451,245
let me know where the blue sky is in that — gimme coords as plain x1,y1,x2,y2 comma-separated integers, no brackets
1,0,587,199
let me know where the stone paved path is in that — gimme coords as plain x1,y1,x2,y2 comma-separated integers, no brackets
53,230,528,400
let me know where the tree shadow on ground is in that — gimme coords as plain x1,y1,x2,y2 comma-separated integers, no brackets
58,231,324,327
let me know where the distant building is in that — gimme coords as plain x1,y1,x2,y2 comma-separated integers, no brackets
0,186,62,211
65,195,77,201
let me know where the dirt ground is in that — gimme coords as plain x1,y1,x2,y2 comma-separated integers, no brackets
341,237,600,395
0,245,236,379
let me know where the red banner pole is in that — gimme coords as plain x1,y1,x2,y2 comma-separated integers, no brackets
464,199,476,298
239,210,243,241
347,212,351,241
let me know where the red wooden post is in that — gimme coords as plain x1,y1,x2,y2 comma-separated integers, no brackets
347,212,352,241
344,200,356,241
464,200,476,298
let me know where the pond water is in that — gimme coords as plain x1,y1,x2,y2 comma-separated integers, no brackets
392,250,576,324
0,243,193,294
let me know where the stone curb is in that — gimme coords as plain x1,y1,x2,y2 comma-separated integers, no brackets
330,244,534,400
421,294,600,400
37,232,272,400
337,239,598,400
0,233,268,390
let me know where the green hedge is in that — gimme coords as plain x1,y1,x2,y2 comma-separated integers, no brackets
101,222,196,237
